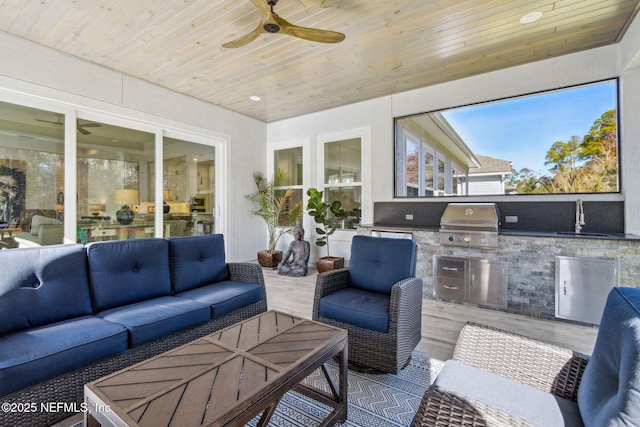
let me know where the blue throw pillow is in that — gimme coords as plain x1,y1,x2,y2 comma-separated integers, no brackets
577,287,640,426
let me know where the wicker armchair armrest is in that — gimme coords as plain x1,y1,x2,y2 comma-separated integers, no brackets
388,277,423,334
312,268,349,320
453,322,590,401
412,384,538,427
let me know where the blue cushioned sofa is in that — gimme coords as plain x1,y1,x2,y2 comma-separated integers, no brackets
0,234,267,426
412,286,640,427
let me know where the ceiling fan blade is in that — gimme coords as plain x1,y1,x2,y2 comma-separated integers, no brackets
35,118,63,125
222,26,266,48
251,0,272,16
275,13,345,43
77,126,91,135
78,122,102,128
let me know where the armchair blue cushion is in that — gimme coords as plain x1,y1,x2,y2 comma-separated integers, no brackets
349,235,417,293
577,287,640,426
0,244,92,337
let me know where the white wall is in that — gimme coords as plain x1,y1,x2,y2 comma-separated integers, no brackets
0,32,267,261
268,38,640,239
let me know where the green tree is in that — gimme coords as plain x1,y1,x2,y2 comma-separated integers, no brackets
544,135,581,173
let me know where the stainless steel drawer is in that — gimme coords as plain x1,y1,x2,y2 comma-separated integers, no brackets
435,257,466,280
435,277,466,300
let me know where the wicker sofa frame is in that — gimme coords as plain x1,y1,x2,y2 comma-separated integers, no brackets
412,322,590,427
312,268,423,374
0,263,267,427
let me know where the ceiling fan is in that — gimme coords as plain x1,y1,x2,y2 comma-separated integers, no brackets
223,0,345,48
35,114,102,135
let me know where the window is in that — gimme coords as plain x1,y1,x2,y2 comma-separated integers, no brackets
273,146,303,226
323,138,362,229
76,120,155,243
0,101,65,248
161,137,216,237
395,79,619,197
0,98,224,248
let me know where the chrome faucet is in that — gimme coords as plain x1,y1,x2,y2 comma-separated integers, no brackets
575,199,585,233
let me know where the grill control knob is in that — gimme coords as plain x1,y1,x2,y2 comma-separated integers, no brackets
463,236,471,243
480,236,488,244
448,235,455,242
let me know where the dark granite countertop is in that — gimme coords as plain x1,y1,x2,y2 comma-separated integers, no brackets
361,224,640,240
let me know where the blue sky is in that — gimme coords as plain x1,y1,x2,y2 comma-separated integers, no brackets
442,80,617,175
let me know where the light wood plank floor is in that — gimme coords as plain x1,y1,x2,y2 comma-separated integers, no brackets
262,267,599,362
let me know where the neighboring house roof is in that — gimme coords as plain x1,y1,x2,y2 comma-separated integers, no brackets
468,154,512,175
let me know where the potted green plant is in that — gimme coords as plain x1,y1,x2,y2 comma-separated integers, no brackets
246,172,303,268
306,187,348,273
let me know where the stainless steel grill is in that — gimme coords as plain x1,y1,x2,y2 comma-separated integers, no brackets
439,203,500,248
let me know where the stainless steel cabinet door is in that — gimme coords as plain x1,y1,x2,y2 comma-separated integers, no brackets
468,259,507,309
555,256,618,325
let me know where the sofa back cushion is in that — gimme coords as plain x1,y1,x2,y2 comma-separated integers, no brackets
30,214,61,236
87,238,171,312
577,287,640,426
168,234,229,293
0,244,92,337
348,235,417,294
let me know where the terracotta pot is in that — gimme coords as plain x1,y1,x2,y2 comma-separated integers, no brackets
316,256,345,273
258,250,282,268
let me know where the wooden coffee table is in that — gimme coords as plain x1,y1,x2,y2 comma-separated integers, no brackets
84,310,348,426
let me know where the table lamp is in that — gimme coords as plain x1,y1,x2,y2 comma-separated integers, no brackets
113,189,139,225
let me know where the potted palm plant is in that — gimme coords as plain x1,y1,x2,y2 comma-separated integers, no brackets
246,172,303,268
306,187,348,273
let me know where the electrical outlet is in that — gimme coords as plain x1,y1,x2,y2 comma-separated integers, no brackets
405,214,414,221
505,215,518,223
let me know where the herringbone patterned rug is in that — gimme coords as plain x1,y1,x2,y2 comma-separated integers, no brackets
248,352,442,427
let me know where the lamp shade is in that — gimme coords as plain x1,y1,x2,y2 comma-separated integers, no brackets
112,189,139,206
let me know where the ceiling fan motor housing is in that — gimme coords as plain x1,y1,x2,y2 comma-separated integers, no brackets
264,23,280,33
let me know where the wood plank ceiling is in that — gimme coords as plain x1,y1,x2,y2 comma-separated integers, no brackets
0,0,638,123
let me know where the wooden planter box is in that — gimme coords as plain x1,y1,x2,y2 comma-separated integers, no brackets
258,250,282,268
316,256,345,273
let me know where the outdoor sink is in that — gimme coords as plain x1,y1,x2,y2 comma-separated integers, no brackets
555,231,611,237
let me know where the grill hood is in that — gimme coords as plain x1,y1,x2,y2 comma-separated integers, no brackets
440,203,500,231
439,203,500,248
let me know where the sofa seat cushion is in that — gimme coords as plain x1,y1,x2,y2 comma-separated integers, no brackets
176,280,263,319
434,360,584,427
577,287,640,426
87,238,172,312
97,296,210,347
0,316,128,397
318,287,390,333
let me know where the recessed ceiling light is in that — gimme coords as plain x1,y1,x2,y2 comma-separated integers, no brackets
249,95,261,102
520,11,542,24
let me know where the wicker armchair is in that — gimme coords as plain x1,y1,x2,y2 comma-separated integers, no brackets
412,322,590,426
312,235,422,373
413,286,640,426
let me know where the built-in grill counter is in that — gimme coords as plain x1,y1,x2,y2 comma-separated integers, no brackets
360,201,640,322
